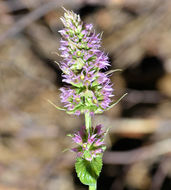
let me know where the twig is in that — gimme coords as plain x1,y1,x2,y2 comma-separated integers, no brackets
94,117,171,135
0,60,56,90
150,156,171,190
123,89,168,108
0,0,80,46
1,0,30,12
104,0,169,61
103,139,171,165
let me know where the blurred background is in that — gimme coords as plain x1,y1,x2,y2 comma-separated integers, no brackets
0,0,171,190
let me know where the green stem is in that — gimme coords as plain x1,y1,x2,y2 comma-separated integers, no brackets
89,184,96,190
85,111,91,133
85,112,96,190
85,112,97,190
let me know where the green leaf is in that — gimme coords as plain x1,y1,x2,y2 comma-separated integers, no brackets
75,156,103,186
71,58,84,71
70,82,83,88
66,103,84,114
83,150,92,160
94,108,103,114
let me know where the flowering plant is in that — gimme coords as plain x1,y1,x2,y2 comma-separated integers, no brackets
50,8,127,190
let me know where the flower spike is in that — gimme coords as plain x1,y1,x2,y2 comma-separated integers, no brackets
58,9,117,115
71,125,106,161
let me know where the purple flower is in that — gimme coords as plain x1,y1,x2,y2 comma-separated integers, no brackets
58,9,114,115
71,125,106,161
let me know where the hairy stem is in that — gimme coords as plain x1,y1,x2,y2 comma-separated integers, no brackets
85,111,91,133
85,112,97,190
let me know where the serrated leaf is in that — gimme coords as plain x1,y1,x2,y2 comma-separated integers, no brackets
75,156,102,186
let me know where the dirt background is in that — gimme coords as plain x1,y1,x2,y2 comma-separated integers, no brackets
0,0,171,190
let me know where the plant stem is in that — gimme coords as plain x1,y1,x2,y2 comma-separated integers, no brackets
85,112,97,190
89,184,96,190
85,111,91,133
